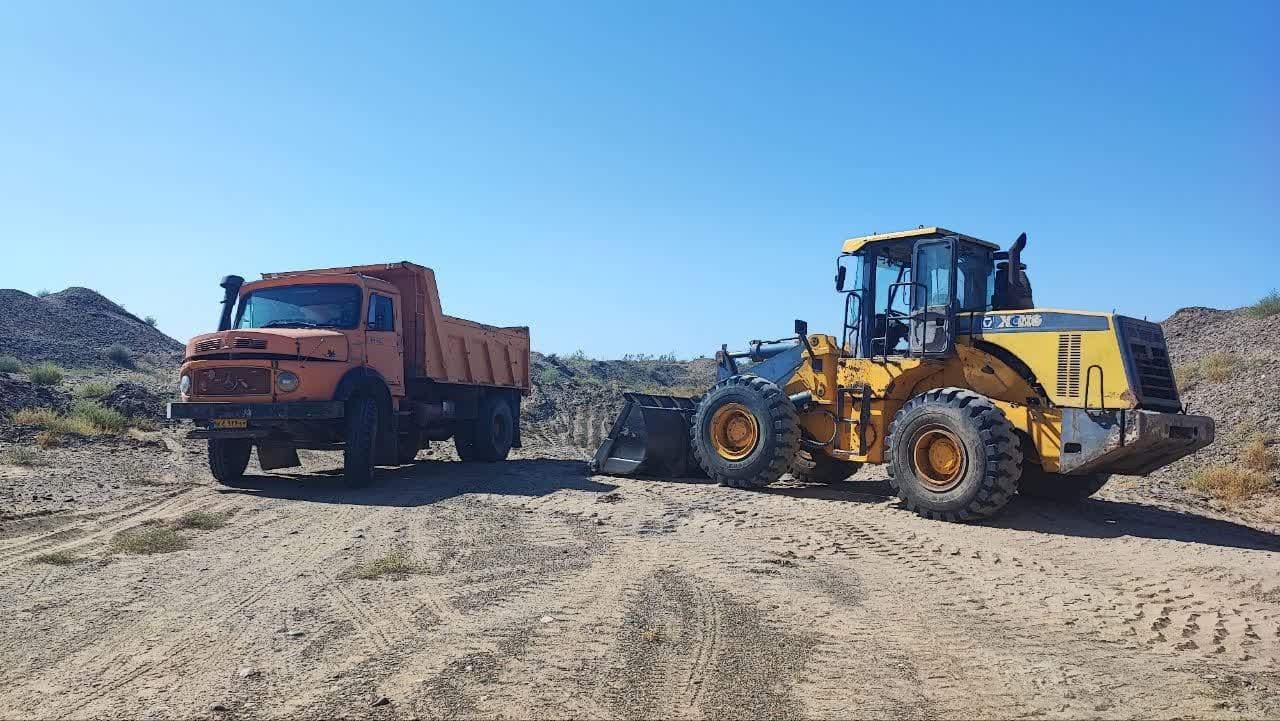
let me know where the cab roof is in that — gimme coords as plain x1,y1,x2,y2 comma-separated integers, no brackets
841,227,1000,254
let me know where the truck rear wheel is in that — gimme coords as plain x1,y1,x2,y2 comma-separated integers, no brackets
208,438,251,485
790,448,862,483
691,375,799,489
343,394,378,485
886,387,1022,522
455,393,514,462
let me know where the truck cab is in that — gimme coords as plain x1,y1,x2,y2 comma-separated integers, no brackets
169,262,531,486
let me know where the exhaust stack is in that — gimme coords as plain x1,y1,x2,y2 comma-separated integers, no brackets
217,275,244,331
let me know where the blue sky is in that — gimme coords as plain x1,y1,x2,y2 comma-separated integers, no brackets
1,1,1276,357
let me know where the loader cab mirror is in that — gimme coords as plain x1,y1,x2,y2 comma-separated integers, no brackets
836,265,847,292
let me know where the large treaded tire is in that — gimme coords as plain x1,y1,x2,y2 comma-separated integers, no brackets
790,448,862,483
343,394,378,485
208,439,251,485
1019,463,1110,500
454,393,514,463
886,387,1022,522
691,375,799,489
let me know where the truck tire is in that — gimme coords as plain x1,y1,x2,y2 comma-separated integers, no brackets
343,394,379,485
691,375,799,489
790,448,862,483
454,393,514,462
208,438,251,485
885,387,1022,522
1019,463,1110,500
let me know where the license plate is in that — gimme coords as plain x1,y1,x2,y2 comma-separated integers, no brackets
213,418,248,429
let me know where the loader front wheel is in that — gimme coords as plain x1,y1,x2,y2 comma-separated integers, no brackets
790,448,862,483
886,387,1021,522
692,375,799,489
208,438,251,485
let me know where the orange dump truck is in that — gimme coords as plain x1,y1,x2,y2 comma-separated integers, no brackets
167,262,530,485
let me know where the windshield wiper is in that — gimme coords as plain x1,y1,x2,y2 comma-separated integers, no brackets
259,320,322,329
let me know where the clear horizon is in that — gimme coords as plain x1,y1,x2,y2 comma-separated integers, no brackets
2,2,1276,357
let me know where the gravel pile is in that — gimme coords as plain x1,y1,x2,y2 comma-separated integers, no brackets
99,382,170,421
0,373,70,417
0,287,183,368
1150,306,1280,484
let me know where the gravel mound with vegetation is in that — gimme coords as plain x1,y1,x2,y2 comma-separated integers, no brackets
0,287,183,368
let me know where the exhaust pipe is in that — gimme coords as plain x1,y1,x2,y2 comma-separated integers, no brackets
217,275,244,331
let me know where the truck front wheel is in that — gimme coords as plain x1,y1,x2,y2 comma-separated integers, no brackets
455,393,514,462
208,438,251,485
343,394,379,485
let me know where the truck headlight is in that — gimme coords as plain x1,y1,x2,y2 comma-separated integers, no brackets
179,374,192,399
276,371,300,393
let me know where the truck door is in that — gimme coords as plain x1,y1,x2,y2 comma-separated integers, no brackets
365,292,405,395
910,238,957,357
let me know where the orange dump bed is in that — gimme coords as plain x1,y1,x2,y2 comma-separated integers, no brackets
263,262,530,392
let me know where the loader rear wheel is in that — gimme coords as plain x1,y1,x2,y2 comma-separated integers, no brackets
790,448,862,483
455,393,514,462
886,387,1021,522
208,438,251,485
1018,463,1110,500
343,394,379,486
691,375,799,489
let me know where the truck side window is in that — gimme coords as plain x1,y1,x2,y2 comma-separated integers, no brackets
367,294,394,331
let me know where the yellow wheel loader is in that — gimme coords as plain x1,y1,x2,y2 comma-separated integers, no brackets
591,227,1215,522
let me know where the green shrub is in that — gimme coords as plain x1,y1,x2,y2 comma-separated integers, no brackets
76,381,113,399
109,527,187,554
28,363,64,386
70,400,128,433
36,289,51,298
144,315,158,327
174,510,230,530
31,550,79,565
0,356,21,373
105,344,133,366
5,447,39,466
536,366,562,386
1248,290,1280,319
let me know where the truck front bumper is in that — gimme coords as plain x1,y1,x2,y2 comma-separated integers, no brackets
167,401,345,421
1058,408,1215,476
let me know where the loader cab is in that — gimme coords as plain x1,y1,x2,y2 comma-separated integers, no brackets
836,227,999,360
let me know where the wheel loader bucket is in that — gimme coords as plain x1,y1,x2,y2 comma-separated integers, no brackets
590,392,704,478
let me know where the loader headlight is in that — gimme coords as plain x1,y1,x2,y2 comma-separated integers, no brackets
179,374,192,399
276,371,300,393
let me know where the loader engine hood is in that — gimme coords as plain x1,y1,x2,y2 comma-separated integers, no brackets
185,328,349,362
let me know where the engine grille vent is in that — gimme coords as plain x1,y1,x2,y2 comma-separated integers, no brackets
194,367,271,396
194,338,222,353
1056,334,1082,398
1118,317,1179,408
232,337,268,349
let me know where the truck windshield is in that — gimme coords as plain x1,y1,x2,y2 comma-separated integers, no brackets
235,284,362,330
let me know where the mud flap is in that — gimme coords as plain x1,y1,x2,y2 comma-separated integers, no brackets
590,393,704,478
257,445,301,471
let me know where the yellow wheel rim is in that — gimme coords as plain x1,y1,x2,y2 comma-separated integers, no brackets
709,403,760,461
911,426,965,492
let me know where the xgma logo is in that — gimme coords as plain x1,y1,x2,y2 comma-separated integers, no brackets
982,313,1044,330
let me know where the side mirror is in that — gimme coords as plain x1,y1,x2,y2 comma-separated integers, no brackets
835,265,847,291
794,319,808,337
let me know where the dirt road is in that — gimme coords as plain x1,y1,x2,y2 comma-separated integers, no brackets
2,444,1279,720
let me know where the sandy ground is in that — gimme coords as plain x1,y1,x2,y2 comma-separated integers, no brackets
2,437,1279,720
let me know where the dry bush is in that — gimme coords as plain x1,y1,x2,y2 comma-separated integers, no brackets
31,550,79,565
69,400,127,433
355,551,420,579
76,382,113,399
27,363,64,386
1201,353,1242,383
1241,434,1276,473
1188,465,1272,503
5,447,39,466
1248,290,1280,319
174,511,230,530
33,431,59,448
109,527,187,554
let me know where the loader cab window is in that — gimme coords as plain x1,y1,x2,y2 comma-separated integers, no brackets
956,243,996,312
367,293,394,332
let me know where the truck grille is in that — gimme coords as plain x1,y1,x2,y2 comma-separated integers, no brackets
194,338,222,353
194,367,271,396
231,337,268,349
1056,334,1082,399
1117,317,1180,411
